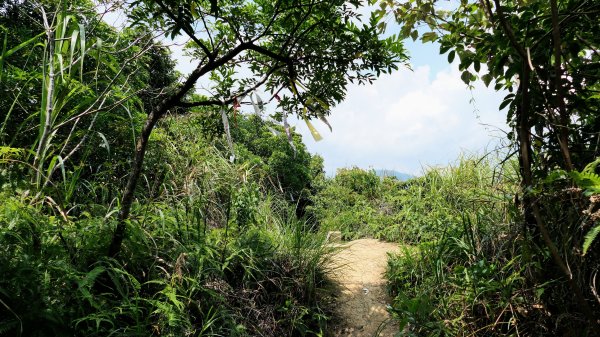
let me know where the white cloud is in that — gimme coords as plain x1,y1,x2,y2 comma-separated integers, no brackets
292,64,508,175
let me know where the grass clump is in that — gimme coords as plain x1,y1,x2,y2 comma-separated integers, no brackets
381,156,526,336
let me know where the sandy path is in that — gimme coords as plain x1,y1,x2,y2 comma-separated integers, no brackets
327,238,400,337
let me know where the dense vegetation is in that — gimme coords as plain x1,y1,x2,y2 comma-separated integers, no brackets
1,112,334,336
311,155,600,336
0,0,398,335
375,0,600,334
1,0,599,336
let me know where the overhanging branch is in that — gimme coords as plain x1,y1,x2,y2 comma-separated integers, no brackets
176,64,284,108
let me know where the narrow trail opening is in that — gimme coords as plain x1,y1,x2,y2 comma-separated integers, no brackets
327,238,400,337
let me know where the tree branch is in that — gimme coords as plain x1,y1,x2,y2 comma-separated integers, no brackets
108,41,288,257
246,44,293,64
492,0,527,60
154,0,214,59
177,64,284,108
256,0,283,40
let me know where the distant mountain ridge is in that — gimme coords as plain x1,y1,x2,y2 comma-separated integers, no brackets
373,169,414,181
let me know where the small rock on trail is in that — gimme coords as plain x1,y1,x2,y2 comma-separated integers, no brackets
327,238,400,337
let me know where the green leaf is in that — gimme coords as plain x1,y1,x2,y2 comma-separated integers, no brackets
0,31,45,63
69,29,79,76
481,73,492,87
0,31,6,83
499,98,512,110
0,146,24,160
97,132,110,155
460,70,472,84
448,50,455,63
77,266,106,306
57,155,66,189
46,155,60,180
582,157,600,174
439,43,450,54
304,117,323,142
410,30,419,41
421,32,438,43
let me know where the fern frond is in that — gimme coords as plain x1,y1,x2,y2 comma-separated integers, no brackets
583,224,600,256
0,318,20,336
582,157,600,174
569,171,600,196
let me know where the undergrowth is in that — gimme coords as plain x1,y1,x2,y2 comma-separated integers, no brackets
311,155,600,335
0,174,332,337
0,111,333,336
382,157,599,336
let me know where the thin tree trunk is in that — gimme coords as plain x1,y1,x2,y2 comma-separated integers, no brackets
107,110,162,257
107,61,209,257
107,46,240,257
517,65,533,188
106,40,290,257
550,0,574,171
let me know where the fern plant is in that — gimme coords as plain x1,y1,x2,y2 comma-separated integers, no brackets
569,158,600,255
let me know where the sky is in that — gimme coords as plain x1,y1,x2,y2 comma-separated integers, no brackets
101,5,509,176
292,40,510,175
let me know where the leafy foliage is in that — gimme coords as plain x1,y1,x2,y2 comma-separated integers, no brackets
376,0,600,171
566,158,600,256
0,119,333,337
103,0,409,257
312,157,514,242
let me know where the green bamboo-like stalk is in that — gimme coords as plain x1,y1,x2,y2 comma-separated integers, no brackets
34,5,57,187
30,2,93,192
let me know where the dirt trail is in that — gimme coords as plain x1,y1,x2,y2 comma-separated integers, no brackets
327,238,400,337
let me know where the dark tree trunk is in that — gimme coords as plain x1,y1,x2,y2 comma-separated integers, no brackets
107,110,162,257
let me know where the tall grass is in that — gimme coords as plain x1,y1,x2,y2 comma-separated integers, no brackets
383,155,566,336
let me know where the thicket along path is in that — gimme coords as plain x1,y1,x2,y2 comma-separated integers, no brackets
327,238,400,337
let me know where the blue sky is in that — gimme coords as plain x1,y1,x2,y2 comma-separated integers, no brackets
102,5,509,176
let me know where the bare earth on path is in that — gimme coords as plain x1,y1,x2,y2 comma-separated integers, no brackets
327,238,400,337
